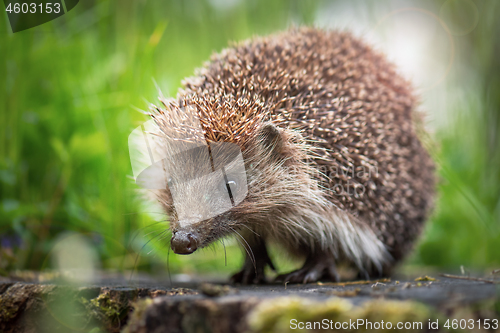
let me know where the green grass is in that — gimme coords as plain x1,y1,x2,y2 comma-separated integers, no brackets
1,0,499,277
414,0,500,268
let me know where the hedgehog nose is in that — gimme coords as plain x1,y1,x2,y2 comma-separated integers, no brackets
171,231,198,254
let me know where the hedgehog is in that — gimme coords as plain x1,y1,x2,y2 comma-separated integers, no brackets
145,27,435,284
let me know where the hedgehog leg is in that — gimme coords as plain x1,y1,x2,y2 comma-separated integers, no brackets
275,253,340,284
230,237,275,285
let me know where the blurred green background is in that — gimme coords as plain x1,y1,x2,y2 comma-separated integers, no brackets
1,0,499,278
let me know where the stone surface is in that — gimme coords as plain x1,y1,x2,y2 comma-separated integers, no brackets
0,273,499,332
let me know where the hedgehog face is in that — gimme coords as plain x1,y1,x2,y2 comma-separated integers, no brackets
163,141,249,254
162,123,312,255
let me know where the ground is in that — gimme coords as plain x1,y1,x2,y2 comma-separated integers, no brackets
0,272,498,332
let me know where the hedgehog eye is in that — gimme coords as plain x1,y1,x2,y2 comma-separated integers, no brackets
219,177,237,194
227,180,237,192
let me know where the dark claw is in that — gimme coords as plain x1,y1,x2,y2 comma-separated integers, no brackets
230,263,267,284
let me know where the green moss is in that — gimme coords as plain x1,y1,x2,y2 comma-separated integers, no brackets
414,276,437,282
199,283,234,297
0,296,19,323
90,293,122,319
357,300,432,331
248,297,445,333
0,284,35,324
248,297,352,333
80,290,133,332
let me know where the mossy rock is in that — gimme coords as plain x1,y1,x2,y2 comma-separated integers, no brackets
248,297,450,333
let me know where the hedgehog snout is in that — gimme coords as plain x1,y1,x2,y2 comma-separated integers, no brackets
171,230,199,255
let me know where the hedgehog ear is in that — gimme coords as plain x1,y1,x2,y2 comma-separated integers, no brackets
257,123,284,158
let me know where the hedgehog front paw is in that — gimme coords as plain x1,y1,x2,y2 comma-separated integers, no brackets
275,256,340,284
230,250,275,285
230,262,267,284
